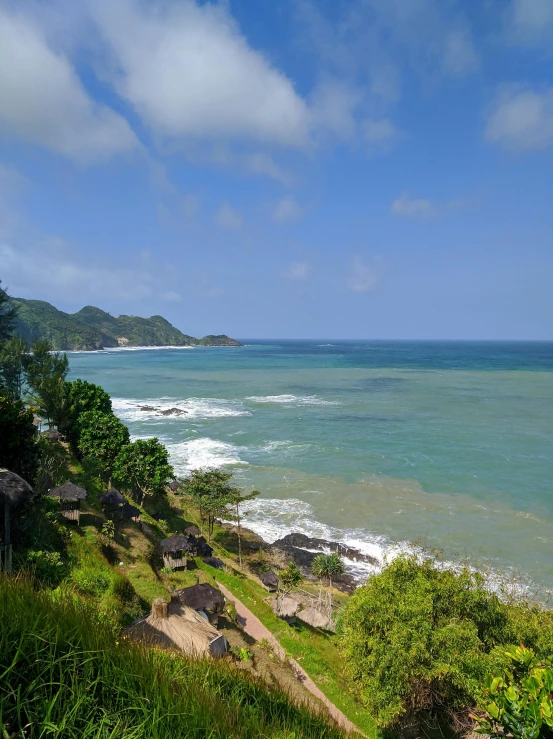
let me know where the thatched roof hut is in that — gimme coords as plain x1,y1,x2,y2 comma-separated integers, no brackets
48,481,87,501
297,607,329,629
48,481,87,523
99,489,126,507
272,595,300,623
184,524,201,537
127,598,227,658
160,535,194,570
0,469,34,508
122,502,140,521
189,535,213,557
202,556,224,569
167,481,181,492
260,570,279,592
174,583,225,625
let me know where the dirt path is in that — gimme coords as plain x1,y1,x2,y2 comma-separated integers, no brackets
216,582,361,736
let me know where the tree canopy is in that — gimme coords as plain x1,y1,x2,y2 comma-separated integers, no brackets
113,438,173,503
0,394,40,483
0,281,16,345
77,410,130,478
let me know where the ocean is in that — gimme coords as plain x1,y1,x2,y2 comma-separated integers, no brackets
68,341,553,595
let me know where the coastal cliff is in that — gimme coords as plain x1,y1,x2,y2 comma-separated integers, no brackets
13,298,241,351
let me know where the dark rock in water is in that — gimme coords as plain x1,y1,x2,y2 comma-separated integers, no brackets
140,405,158,412
272,532,378,566
160,407,187,416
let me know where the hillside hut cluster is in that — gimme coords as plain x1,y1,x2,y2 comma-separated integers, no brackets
160,532,213,570
127,583,228,658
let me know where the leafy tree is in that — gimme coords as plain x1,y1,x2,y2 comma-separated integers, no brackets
279,562,303,593
474,646,553,739
312,552,344,621
0,394,40,482
62,379,112,450
180,468,241,541
0,335,29,400
0,281,16,345
25,339,69,428
113,438,173,504
340,554,553,731
77,410,130,479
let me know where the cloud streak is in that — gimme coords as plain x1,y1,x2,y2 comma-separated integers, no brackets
485,85,553,152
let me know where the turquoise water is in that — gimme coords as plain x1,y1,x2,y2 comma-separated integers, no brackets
68,341,553,593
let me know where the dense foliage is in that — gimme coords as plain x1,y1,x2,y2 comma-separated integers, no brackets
474,645,553,739
77,410,131,477
14,297,239,350
62,379,113,448
0,577,344,739
113,438,173,502
340,554,553,731
0,280,16,344
0,394,41,482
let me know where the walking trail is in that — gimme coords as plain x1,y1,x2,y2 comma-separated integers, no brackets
216,582,361,736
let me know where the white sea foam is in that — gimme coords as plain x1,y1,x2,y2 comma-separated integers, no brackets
103,345,195,352
167,437,248,475
112,396,251,422
245,394,338,407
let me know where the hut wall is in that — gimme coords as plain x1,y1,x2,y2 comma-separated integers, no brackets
163,554,188,570
61,508,81,523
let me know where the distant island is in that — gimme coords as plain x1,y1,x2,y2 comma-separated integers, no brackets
13,298,241,351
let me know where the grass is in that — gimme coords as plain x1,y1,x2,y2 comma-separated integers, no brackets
0,576,349,739
197,562,379,738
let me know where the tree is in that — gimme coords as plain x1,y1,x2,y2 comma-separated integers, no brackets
0,336,29,401
77,410,130,480
24,339,69,428
312,552,344,622
113,438,173,504
180,469,239,541
62,380,112,450
0,281,16,345
279,562,303,594
340,554,553,732
474,646,553,739
0,394,40,482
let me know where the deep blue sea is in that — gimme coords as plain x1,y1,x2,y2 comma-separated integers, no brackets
68,341,553,594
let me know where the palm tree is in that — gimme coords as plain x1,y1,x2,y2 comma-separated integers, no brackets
311,552,345,623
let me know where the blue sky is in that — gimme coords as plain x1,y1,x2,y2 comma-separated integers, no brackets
0,0,552,339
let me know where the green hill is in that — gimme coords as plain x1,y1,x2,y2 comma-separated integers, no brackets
13,298,241,350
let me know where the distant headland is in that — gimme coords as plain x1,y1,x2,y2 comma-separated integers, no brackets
13,298,241,351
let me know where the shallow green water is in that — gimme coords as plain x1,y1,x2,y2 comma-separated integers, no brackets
68,341,553,593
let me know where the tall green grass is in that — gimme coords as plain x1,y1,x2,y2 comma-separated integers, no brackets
0,577,347,739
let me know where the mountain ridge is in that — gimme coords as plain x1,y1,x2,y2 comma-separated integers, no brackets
13,298,241,350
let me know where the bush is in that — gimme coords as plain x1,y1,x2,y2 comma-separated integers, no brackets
340,554,553,731
24,549,65,586
72,567,111,597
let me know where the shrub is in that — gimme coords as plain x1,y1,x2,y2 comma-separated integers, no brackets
77,410,130,475
0,393,40,482
24,549,65,586
72,567,111,597
340,554,553,731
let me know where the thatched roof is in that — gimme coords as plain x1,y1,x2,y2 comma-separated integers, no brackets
48,481,87,502
160,535,194,555
297,607,329,629
272,595,300,619
167,480,181,492
202,556,224,569
99,489,125,506
174,583,225,615
184,524,201,537
190,535,213,557
127,599,227,658
0,469,34,507
260,570,279,590
122,502,140,520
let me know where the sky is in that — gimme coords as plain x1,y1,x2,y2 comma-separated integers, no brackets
0,0,552,340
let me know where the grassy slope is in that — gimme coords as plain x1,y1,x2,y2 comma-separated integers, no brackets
0,576,347,739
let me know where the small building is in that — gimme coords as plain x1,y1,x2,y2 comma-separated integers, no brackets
184,524,201,537
127,598,228,658
48,481,87,524
271,595,300,624
174,583,226,626
41,428,65,442
160,535,194,570
202,556,224,569
99,489,126,519
0,469,35,574
260,570,279,592
167,480,181,492
189,535,213,557
122,502,141,522
297,607,330,630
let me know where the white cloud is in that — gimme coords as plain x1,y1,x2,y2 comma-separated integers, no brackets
391,193,437,220
364,118,402,147
349,257,377,293
273,197,306,224
216,202,243,230
485,86,553,151
0,7,137,162
0,242,157,302
91,0,310,148
442,30,479,76
505,0,553,44
309,79,361,140
282,262,310,280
